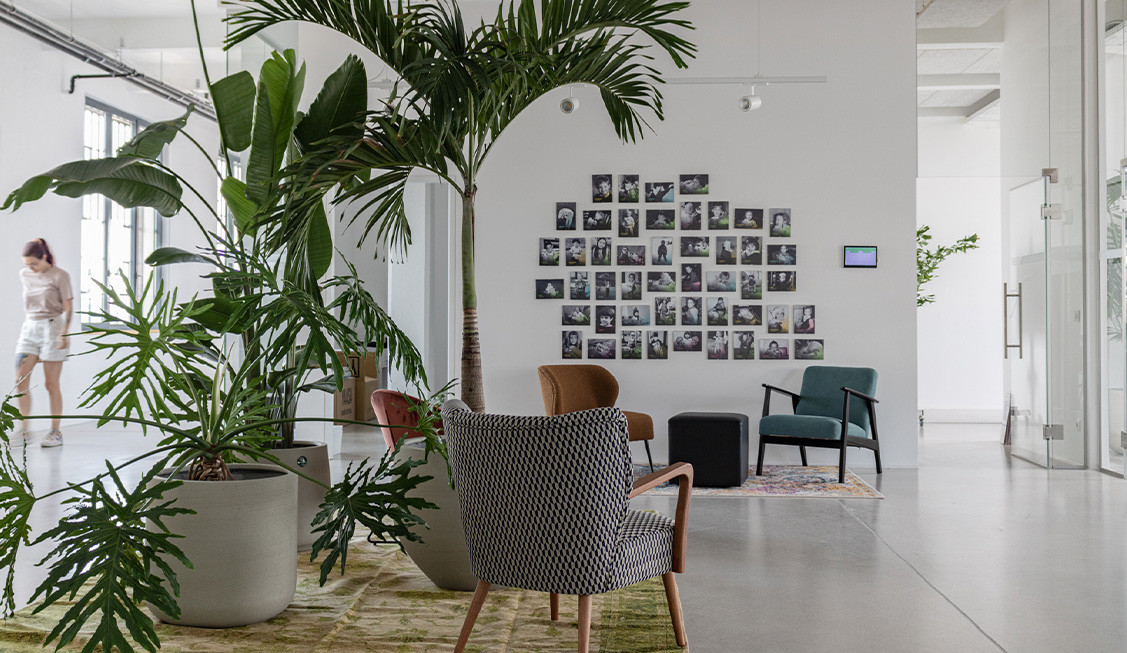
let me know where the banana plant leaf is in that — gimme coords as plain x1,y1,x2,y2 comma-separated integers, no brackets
2,156,183,216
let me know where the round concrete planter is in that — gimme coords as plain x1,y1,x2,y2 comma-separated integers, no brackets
393,438,477,591
272,441,331,551
147,464,297,628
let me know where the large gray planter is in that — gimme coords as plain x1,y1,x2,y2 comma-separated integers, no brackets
272,441,331,551
393,438,477,591
147,464,297,628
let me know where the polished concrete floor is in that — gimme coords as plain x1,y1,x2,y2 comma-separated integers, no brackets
7,422,1127,652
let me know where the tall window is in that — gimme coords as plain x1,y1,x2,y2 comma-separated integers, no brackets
81,101,161,321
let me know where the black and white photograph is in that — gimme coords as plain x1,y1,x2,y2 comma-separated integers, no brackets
708,330,729,360
681,297,702,326
759,339,790,360
539,237,560,266
620,271,643,300
768,244,796,265
647,270,676,293
679,174,709,195
707,297,729,326
681,236,710,258
793,305,816,334
741,236,762,265
655,296,677,325
618,208,640,237
769,209,792,237
733,304,762,326
707,201,729,230
595,272,616,301
583,209,612,231
621,305,651,326
768,270,797,292
647,330,669,359
681,263,702,292
741,270,763,300
588,338,616,359
767,305,789,333
562,305,590,326
651,237,674,265
621,330,643,359
596,305,617,334
734,208,763,229
618,174,640,203
673,330,703,352
617,244,646,266
706,270,736,292
565,237,586,266
646,208,676,230
562,330,583,359
795,339,825,360
536,279,564,299
645,181,675,203
716,236,737,265
556,202,577,230
569,271,590,300
733,331,756,360
680,201,702,230
590,237,612,266
592,174,613,203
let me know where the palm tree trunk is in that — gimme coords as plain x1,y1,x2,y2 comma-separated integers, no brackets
460,190,485,412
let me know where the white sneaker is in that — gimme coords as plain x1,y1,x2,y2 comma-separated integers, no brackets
41,430,63,447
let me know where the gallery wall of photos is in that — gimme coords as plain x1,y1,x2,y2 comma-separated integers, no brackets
535,174,824,361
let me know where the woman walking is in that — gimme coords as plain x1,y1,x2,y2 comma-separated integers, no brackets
15,239,73,447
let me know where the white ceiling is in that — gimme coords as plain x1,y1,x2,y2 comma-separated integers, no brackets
916,0,1010,29
917,0,1006,120
13,0,225,20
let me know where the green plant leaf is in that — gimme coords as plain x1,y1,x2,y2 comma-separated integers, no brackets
146,247,215,267
117,106,195,159
307,200,333,280
246,50,306,206
0,393,35,619
3,157,183,216
211,71,257,153
220,177,261,235
295,54,368,150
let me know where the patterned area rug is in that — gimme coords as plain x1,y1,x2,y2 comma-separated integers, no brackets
0,542,684,652
633,464,883,499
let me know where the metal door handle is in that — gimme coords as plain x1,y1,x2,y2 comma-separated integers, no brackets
1004,282,1023,359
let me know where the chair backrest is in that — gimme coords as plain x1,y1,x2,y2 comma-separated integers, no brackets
537,364,620,415
795,366,878,432
370,389,433,450
441,399,632,594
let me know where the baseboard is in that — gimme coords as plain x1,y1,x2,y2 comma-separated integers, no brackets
920,408,1003,424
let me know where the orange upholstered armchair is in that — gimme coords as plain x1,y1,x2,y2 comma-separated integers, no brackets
370,389,442,450
537,364,655,471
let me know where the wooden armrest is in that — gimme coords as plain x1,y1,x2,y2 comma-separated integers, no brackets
762,383,801,417
629,462,693,573
842,387,879,404
762,383,800,399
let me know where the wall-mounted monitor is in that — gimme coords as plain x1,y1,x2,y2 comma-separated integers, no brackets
843,246,878,268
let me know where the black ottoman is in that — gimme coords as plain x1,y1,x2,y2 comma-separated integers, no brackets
668,412,749,487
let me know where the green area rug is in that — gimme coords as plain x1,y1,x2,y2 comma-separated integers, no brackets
633,464,883,499
0,542,684,652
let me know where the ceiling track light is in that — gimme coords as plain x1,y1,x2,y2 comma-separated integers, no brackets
739,84,763,112
560,86,579,114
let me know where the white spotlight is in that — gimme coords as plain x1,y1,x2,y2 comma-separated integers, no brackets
738,93,762,112
560,96,579,114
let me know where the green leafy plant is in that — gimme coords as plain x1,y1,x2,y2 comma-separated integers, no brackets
916,225,981,307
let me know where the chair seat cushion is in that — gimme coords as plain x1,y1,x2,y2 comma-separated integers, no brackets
604,509,674,593
759,414,867,440
622,411,654,443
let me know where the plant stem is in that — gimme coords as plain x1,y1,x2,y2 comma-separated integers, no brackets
460,189,484,412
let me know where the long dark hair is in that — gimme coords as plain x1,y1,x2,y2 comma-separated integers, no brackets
22,238,54,266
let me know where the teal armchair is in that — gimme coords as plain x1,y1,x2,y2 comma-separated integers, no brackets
756,366,882,483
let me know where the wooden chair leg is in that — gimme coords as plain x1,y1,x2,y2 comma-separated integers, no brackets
799,445,808,466
578,594,592,653
550,592,559,621
755,436,766,475
455,580,490,653
662,572,688,647
838,440,847,484
644,440,655,473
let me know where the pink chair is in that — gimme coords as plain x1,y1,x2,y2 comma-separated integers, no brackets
370,389,442,450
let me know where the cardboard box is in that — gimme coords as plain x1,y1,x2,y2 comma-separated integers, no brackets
357,376,381,422
334,351,384,422
333,381,355,425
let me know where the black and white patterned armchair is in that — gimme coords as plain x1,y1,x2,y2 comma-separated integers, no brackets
442,399,693,653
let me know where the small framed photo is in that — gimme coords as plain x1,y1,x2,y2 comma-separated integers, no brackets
733,304,762,326
569,271,590,300
769,209,792,237
646,208,676,230
767,270,797,292
715,236,737,265
767,305,790,333
679,174,709,195
707,297,729,326
734,208,763,229
647,330,669,359
681,297,702,325
539,237,560,266
706,270,736,292
648,270,676,292
741,270,763,300
583,210,612,231
795,339,825,360
562,330,583,359
565,237,586,266
621,305,650,326
618,175,640,203
760,338,789,359
733,331,756,360
595,272,616,301
592,174,613,203
618,208,640,237
536,279,564,299
556,202,577,230
651,237,674,265
673,330,703,352
645,182,675,203
681,236,710,258
620,271,643,300
621,330,643,359
654,297,677,325
617,244,646,266
681,263,702,292
741,236,762,265
793,305,816,334
590,237,613,266
588,338,616,359
707,330,729,360
562,305,590,326
768,244,797,266
707,201,729,230
596,305,617,333
680,201,702,230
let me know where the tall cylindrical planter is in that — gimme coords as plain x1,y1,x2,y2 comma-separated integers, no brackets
272,441,331,551
393,439,477,591
147,464,297,628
